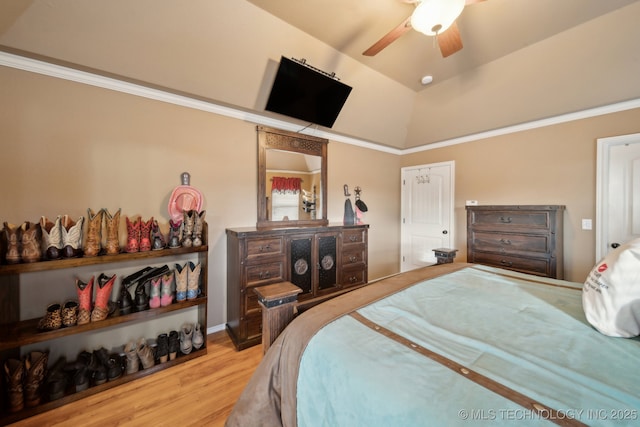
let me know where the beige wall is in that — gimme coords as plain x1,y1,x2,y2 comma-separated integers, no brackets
402,108,640,282
0,66,400,329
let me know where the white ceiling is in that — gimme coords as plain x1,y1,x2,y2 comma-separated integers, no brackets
246,0,638,91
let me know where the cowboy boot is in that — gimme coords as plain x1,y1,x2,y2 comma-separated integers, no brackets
136,338,155,369
180,323,193,355
139,217,153,252
168,330,179,361
151,219,166,250
37,303,62,331
160,270,174,307
181,210,195,247
124,341,139,374
104,208,121,255
192,323,204,350
83,208,104,257
3,222,21,264
156,333,169,363
91,273,116,322
76,276,94,325
20,221,42,263
4,358,24,412
149,276,161,309
168,219,182,248
40,215,63,260
61,300,78,327
174,263,188,302
46,356,68,401
187,261,201,300
61,215,84,258
24,350,49,407
125,216,140,253
192,210,206,247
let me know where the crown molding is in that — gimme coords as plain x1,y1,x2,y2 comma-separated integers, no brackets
1,50,638,156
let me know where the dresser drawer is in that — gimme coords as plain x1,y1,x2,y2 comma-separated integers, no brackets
245,237,284,259
245,261,284,287
469,210,552,232
343,228,366,246
470,252,550,277
342,247,366,267
469,231,551,255
341,267,366,288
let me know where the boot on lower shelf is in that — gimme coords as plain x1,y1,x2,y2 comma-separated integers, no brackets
76,276,94,326
24,350,49,408
91,273,116,322
3,358,24,413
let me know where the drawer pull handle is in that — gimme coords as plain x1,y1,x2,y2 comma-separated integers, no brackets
499,239,512,245
258,271,271,279
349,276,358,283
349,256,358,263
349,235,357,242
499,216,512,223
500,260,513,267
259,244,271,252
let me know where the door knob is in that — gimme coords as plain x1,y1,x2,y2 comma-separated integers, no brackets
611,243,620,249
442,230,448,234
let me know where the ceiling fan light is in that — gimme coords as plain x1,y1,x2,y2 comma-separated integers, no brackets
410,0,465,36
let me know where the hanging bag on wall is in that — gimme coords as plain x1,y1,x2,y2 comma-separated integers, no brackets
582,237,640,337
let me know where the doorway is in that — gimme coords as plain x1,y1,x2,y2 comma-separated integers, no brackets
596,133,640,260
400,161,455,272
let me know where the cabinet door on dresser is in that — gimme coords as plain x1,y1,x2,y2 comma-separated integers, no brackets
466,205,565,279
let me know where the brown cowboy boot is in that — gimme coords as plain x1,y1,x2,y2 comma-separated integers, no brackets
61,215,84,258
187,261,201,300
20,221,42,263
104,208,121,255
24,350,49,408
3,358,24,412
83,208,103,257
192,210,206,247
181,210,195,248
40,215,63,260
2,222,21,264
91,273,116,322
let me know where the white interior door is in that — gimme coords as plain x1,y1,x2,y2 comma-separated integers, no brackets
596,133,640,260
401,162,454,272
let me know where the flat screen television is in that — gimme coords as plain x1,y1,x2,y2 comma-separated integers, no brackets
265,56,352,128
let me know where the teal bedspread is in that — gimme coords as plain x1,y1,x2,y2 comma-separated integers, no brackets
297,266,640,426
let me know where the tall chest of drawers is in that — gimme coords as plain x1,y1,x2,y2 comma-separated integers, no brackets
466,205,565,279
226,224,368,350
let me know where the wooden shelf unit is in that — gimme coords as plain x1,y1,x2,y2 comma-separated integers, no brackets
0,230,208,424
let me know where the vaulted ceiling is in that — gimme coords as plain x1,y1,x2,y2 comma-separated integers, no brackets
1,0,639,150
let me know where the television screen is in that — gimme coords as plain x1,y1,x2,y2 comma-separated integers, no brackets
265,57,352,128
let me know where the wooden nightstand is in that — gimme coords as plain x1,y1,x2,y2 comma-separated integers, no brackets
432,248,458,264
254,281,302,354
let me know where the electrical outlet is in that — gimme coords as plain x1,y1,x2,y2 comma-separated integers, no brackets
465,200,478,206
581,219,592,230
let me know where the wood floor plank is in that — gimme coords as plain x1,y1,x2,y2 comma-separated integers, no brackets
8,331,262,427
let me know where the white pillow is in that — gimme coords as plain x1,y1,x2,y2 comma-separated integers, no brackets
582,238,640,337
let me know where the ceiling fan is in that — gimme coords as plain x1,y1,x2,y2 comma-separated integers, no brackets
363,0,486,58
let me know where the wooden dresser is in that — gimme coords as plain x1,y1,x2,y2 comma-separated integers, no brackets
466,205,565,279
226,224,368,350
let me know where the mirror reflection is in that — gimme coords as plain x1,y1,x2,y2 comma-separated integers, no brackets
256,126,328,229
266,150,322,221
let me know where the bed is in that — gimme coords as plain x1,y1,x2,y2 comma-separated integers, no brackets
226,263,640,427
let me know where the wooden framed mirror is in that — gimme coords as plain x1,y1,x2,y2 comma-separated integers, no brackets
257,126,328,229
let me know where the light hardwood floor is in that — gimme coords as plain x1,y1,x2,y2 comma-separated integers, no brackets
9,331,263,427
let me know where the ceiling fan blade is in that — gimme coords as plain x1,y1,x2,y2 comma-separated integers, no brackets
362,16,412,56
437,21,463,58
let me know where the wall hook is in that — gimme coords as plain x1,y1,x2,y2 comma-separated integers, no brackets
343,184,351,197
